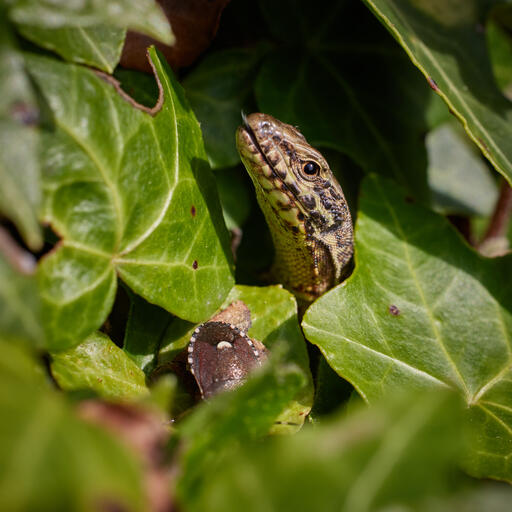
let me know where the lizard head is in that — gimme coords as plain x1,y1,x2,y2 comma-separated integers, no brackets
236,112,353,284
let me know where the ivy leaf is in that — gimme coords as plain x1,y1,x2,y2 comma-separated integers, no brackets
255,0,433,202
0,18,42,250
0,251,42,348
184,46,268,169
176,355,306,507
123,293,173,374
9,0,173,45
362,0,512,186
0,340,146,512
51,331,149,400
157,285,314,432
29,48,234,351
185,390,463,512
17,24,126,73
427,123,498,216
303,175,512,483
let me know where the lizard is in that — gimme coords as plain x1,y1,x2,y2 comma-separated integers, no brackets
236,113,354,305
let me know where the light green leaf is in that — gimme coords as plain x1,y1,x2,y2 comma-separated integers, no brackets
0,251,42,348
28,48,234,351
0,18,42,250
184,46,268,169
17,24,126,73
185,390,463,512
255,0,433,202
303,175,512,483
362,0,512,187
427,123,498,216
10,0,173,45
157,285,314,432
51,331,149,400
0,340,146,512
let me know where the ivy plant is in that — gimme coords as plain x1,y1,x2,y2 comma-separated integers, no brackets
1,0,512,510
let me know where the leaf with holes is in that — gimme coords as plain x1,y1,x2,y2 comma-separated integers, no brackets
303,175,512,483
362,0,512,186
28,48,234,351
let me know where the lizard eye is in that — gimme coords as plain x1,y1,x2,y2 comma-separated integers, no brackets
303,161,320,176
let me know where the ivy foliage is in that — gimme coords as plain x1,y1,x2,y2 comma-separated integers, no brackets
1,0,512,510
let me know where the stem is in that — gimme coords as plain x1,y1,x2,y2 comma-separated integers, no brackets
481,179,512,244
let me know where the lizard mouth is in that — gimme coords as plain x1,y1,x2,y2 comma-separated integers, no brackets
236,113,305,208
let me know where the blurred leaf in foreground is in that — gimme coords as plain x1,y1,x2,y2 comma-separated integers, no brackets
0,337,146,511
185,390,463,512
0,17,41,250
0,248,42,348
17,24,127,73
9,0,173,45
303,175,512,482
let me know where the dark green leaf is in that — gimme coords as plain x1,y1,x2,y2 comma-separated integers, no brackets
215,167,251,232
17,24,126,73
123,293,173,373
255,0,433,201
10,0,173,45
185,390,463,512
184,46,268,169
51,331,149,400
28,48,234,350
303,175,512,482
363,0,512,187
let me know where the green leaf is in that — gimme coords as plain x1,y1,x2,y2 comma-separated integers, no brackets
51,331,149,400
17,24,126,73
0,18,42,250
177,355,306,506
303,175,512,483
10,0,173,45
123,293,173,373
185,390,463,512
157,285,314,431
28,48,234,351
0,340,146,512
215,168,252,232
362,0,512,187
487,19,512,98
255,0,433,202
427,123,498,216
184,46,268,169
0,251,43,348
